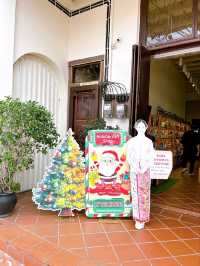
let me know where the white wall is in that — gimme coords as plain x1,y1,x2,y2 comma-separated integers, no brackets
110,0,140,91
69,0,140,90
0,0,16,99
14,0,69,80
68,6,107,61
68,0,140,132
149,59,187,118
14,0,70,134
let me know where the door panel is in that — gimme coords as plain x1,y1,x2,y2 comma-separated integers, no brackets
70,86,100,146
129,45,150,135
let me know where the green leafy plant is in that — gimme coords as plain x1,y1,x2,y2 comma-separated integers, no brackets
0,97,59,193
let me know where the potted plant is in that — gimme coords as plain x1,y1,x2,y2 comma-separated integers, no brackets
0,97,59,217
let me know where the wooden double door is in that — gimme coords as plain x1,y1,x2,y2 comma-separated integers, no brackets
69,85,100,146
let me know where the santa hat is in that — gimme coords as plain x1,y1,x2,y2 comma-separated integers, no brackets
102,150,119,161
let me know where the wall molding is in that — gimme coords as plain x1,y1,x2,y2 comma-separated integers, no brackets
48,0,110,17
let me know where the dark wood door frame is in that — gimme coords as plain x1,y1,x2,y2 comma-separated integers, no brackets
68,84,102,130
68,55,104,131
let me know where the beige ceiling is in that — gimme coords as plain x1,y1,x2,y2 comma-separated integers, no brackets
173,54,200,95
58,0,98,10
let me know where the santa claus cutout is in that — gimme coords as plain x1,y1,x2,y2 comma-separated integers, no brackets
96,150,124,184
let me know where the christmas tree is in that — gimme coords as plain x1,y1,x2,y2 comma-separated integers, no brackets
32,129,85,216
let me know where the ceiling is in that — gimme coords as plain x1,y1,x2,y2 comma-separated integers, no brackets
58,0,98,10
173,54,200,96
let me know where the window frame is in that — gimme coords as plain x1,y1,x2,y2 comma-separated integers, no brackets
142,0,199,50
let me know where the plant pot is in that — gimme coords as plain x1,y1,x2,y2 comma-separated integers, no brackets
0,192,17,217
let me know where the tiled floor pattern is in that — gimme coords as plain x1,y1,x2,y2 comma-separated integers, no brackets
152,165,200,216
0,164,200,266
0,250,23,265
0,191,199,266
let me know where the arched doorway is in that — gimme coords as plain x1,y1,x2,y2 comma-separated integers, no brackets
13,53,67,191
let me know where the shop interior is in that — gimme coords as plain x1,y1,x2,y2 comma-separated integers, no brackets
149,52,200,215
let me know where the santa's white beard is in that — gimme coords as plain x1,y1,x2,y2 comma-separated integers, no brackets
99,163,116,177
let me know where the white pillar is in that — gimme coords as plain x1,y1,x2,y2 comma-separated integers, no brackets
0,0,16,99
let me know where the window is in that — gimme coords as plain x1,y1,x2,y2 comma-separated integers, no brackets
72,62,100,83
147,0,194,47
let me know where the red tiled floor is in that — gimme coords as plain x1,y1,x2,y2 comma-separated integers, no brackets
149,228,178,241
130,229,157,242
0,250,23,265
81,222,104,234
87,246,117,263
84,233,109,247
150,258,179,266
108,232,133,245
183,238,200,252
59,235,84,249
175,255,200,266
114,244,144,261
0,165,200,266
163,240,195,256
172,227,199,239
139,242,171,258
101,221,125,232
123,260,150,266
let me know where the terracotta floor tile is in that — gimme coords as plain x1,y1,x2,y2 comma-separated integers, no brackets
46,250,79,266
122,220,135,230
68,248,88,258
28,241,59,262
0,226,25,241
146,219,166,229
108,232,133,245
31,224,58,237
163,240,195,256
15,215,38,226
77,260,101,266
23,253,44,266
87,246,117,263
159,218,184,228
190,226,200,236
123,260,151,266
150,228,178,241
181,215,200,225
184,239,200,252
59,235,84,249
12,233,42,250
6,245,24,264
44,236,59,246
101,222,125,232
176,255,200,266
130,230,157,242
158,209,180,219
150,258,179,266
114,244,144,261
84,233,109,247
139,243,171,258
59,222,81,235
172,227,199,239
81,222,104,234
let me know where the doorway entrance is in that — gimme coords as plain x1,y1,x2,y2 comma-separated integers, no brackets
68,56,104,144
147,51,200,216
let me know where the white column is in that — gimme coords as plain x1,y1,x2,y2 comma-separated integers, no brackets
0,0,16,99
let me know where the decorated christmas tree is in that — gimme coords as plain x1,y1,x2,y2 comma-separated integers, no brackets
32,129,85,216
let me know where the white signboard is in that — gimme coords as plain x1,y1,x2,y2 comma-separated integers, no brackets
150,150,173,179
